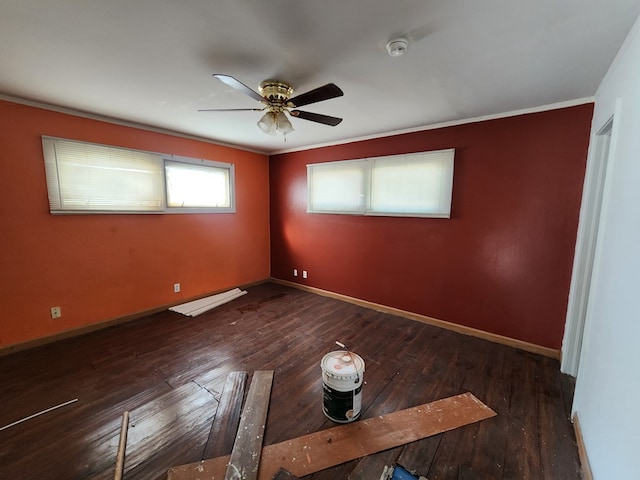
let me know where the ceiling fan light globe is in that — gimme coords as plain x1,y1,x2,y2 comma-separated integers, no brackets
257,112,277,135
276,112,294,135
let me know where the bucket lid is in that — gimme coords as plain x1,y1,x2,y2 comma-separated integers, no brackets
321,350,365,377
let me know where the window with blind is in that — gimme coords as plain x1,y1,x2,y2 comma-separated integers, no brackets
41,137,235,214
307,149,455,218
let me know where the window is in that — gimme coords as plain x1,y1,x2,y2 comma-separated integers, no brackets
307,149,454,218
307,160,367,214
165,160,232,210
42,137,235,214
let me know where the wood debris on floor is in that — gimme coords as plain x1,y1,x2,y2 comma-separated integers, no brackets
224,370,273,480
169,288,247,317
168,391,496,480
202,371,248,460
0,398,78,432
114,411,129,480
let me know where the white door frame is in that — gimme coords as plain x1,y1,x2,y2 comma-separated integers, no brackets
561,114,615,376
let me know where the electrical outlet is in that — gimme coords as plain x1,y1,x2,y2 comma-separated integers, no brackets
174,283,181,293
293,269,298,277
51,306,61,319
303,270,308,279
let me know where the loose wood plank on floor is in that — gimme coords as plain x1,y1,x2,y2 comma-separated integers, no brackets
202,371,248,460
168,392,496,480
225,370,274,480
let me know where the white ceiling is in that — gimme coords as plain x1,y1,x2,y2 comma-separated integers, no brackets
1,1,639,154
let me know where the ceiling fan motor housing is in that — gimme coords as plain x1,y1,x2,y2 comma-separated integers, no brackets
259,80,294,106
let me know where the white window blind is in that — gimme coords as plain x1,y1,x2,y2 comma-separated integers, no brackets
370,152,454,216
307,149,454,218
307,160,367,213
42,137,235,214
43,138,164,212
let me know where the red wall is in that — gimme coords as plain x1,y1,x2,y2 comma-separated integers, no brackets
0,100,270,348
269,104,594,349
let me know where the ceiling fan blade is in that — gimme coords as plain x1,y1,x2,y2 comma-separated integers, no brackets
291,110,343,126
213,74,263,102
288,83,343,108
198,108,264,112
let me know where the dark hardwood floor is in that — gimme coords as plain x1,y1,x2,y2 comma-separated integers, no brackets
0,282,582,480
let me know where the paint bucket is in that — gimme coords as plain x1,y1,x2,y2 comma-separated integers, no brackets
321,350,365,423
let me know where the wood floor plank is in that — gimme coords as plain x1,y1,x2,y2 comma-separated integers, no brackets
396,436,442,477
0,283,582,480
501,350,544,479
225,370,274,480
0,382,173,479
272,468,301,480
167,392,496,480
305,462,358,480
425,338,508,479
347,446,403,480
464,342,510,474
262,336,337,444
122,381,218,480
202,371,248,460
536,357,582,479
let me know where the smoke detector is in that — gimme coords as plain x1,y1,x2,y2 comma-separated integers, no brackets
386,38,409,57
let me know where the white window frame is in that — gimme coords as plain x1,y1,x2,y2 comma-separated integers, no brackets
41,136,235,215
307,149,455,218
163,156,235,213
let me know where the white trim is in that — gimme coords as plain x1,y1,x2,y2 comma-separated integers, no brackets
561,117,612,375
562,98,622,377
0,94,267,155
272,98,595,155
575,98,623,380
1,93,593,156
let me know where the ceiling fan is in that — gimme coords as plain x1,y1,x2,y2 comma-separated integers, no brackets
200,74,344,136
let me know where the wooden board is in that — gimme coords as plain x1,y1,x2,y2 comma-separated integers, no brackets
202,371,248,460
224,370,274,480
168,392,496,480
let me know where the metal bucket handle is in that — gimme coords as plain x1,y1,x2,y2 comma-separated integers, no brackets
335,341,360,384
